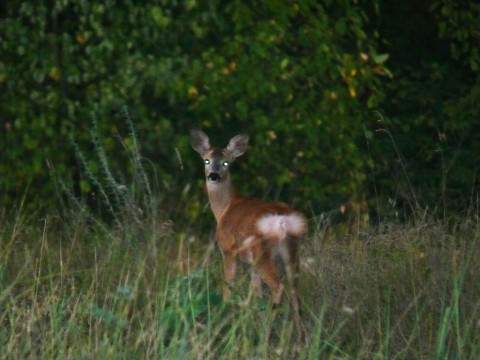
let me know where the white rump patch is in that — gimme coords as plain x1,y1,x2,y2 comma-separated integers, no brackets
256,213,306,239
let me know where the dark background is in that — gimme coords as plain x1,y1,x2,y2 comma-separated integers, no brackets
1,0,478,223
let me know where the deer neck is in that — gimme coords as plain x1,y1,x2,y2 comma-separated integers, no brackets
206,175,236,222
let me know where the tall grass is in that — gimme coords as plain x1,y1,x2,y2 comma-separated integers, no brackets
1,115,479,358
1,209,479,359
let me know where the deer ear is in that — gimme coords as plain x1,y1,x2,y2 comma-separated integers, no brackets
227,134,249,158
190,129,211,155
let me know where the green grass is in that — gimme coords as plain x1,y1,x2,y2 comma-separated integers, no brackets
2,116,478,358
1,208,479,359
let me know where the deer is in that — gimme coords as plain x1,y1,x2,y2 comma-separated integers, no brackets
190,129,307,337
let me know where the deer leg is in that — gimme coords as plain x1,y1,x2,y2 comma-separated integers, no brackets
255,257,284,342
250,267,264,298
223,253,236,300
256,258,284,305
286,256,303,340
285,242,304,341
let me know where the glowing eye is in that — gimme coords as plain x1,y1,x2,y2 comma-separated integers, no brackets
204,159,210,165
222,161,229,167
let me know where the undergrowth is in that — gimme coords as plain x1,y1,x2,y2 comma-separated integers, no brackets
0,210,479,359
1,114,479,359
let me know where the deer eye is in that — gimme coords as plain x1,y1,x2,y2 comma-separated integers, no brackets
204,159,210,165
222,161,229,167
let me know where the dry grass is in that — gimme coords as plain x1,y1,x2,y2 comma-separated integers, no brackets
301,218,480,358
0,208,479,359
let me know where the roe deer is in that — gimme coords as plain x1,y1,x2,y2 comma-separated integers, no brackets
190,129,307,335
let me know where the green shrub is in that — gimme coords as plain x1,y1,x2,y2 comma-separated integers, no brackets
0,0,386,218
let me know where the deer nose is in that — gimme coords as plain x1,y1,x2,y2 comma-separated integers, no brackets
207,173,220,182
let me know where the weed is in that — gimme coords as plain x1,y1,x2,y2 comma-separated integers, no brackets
1,114,479,358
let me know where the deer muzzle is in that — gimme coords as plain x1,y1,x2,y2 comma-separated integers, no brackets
207,172,220,182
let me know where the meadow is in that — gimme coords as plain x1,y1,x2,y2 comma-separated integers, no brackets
1,116,479,359
1,203,479,359
2,2,479,358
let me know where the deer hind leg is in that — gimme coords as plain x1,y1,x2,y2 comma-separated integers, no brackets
255,256,284,342
256,256,284,305
250,267,264,298
285,241,304,340
222,252,237,300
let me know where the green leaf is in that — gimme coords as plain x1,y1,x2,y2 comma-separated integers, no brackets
151,6,170,27
372,53,389,64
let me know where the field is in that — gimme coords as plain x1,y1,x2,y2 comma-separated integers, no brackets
1,205,479,359
2,2,479,358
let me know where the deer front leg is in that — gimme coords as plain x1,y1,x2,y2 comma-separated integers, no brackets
222,252,236,300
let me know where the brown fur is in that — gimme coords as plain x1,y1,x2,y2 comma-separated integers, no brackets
191,129,307,337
